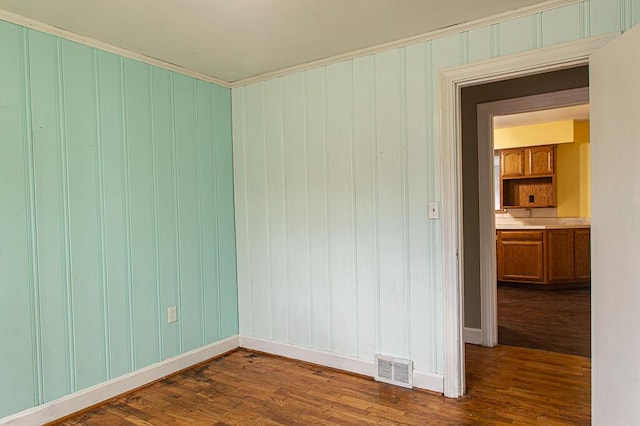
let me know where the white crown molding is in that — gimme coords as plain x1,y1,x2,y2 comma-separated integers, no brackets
1,0,583,89
0,336,239,426
230,0,584,87
0,9,232,88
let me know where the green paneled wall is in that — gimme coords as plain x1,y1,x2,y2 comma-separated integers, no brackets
0,21,237,418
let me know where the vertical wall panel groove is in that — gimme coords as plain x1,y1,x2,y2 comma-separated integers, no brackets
21,27,44,405
194,85,206,346
262,83,274,341
119,59,135,371
304,74,313,345
92,49,110,381
322,68,332,351
149,68,162,360
400,48,411,358
169,74,184,353
348,61,359,357
210,84,223,341
371,56,381,357
57,39,77,392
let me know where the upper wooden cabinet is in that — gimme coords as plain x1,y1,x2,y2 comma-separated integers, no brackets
501,148,525,177
526,145,555,176
499,145,556,209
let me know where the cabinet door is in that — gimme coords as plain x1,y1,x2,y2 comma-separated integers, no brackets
574,228,591,281
497,231,545,283
526,145,554,176
500,149,525,177
547,229,575,282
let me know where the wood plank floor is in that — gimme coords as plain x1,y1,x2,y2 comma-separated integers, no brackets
52,345,590,425
497,284,591,357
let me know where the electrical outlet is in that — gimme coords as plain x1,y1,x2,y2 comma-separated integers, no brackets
428,201,439,219
168,306,177,323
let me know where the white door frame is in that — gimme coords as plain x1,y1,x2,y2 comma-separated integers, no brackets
439,33,617,398
477,87,590,347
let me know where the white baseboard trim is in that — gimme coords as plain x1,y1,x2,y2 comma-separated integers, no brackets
239,336,444,394
413,370,445,393
464,327,483,345
0,335,239,426
239,336,375,377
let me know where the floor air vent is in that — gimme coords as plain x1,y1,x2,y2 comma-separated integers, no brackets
374,354,413,388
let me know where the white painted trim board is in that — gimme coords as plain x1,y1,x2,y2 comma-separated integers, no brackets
439,33,617,398
464,328,483,345
2,334,446,425
239,336,444,394
0,336,239,426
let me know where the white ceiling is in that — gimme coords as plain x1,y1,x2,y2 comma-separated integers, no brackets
493,104,591,129
0,0,552,83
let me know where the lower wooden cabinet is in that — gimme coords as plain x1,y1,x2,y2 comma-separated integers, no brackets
497,228,590,284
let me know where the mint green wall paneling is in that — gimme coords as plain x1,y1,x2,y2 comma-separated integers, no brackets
542,3,585,46
212,85,238,337
499,15,536,55
244,83,272,339
196,79,221,344
173,74,205,351
263,79,288,342
352,56,377,360
1,19,236,419
467,26,493,63
405,42,434,373
374,49,409,358
325,62,357,356
305,68,331,352
0,22,37,418
633,0,640,27
27,30,71,402
96,51,131,378
123,59,160,369
590,0,620,35
60,40,106,391
282,73,312,347
150,67,181,358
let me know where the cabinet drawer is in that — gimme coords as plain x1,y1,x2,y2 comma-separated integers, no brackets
498,231,544,241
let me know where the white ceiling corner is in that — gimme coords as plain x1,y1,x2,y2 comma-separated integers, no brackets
0,0,566,84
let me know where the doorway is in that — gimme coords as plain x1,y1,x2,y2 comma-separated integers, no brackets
479,95,591,357
438,34,616,397
460,69,590,351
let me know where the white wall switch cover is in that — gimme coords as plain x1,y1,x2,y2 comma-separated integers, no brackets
428,201,439,219
168,306,177,323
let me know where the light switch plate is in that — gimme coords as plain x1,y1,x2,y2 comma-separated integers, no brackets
428,201,439,219
168,306,177,323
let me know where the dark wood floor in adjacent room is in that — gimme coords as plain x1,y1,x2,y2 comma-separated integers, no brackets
497,283,591,357
52,345,590,426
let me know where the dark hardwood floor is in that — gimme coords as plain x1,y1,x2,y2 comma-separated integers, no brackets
497,283,591,357
52,345,590,425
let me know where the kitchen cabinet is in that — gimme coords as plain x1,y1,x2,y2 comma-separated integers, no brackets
496,231,545,282
499,145,556,209
497,228,590,284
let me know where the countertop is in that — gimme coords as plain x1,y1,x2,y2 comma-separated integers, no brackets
495,224,591,230
494,217,591,230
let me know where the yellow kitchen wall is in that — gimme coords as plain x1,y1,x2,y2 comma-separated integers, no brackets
494,119,590,217
494,120,574,148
